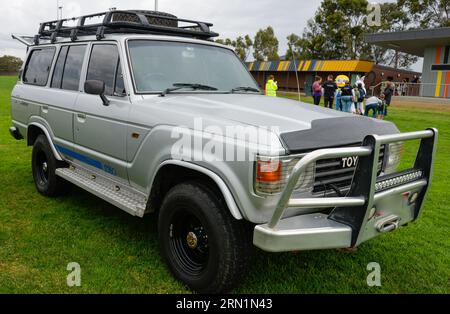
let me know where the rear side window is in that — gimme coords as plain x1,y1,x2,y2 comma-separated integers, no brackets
61,45,87,91
86,44,125,96
23,47,55,86
51,46,68,88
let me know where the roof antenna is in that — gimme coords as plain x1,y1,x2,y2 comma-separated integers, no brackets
288,43,301,102
57,0,63,20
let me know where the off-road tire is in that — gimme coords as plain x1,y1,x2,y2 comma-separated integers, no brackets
31,135,70,197
158,181,253,293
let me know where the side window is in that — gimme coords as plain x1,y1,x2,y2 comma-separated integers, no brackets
51,46,68,88
87,44,125,96
61,45,87,91
23,47,55,86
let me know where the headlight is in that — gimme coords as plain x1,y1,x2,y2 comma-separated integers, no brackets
383,142,404,174
255,156,315,195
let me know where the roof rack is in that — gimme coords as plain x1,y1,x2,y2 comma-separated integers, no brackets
33,10,219,45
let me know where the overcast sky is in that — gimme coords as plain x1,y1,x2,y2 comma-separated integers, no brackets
0,0,422,71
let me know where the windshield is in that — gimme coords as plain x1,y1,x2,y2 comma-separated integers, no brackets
128,40,260,93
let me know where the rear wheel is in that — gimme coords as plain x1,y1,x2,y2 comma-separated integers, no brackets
158,182,252,293
32,135,69,197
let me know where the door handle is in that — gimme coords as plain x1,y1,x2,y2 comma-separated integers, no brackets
76,113,86,123
41,105,49,114
19,101,28,106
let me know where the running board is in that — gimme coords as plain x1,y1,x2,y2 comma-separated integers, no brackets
56,166,148,217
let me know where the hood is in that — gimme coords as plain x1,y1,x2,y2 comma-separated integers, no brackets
142,93,350,133
138,93,399,152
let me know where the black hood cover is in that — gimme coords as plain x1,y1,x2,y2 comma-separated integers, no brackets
280,116,399,154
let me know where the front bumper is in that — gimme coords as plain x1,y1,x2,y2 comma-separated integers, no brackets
253,129,438,252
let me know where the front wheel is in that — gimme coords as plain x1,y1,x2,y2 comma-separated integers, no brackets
158,182,253,293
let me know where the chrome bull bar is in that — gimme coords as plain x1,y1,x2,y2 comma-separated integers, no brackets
255,129,438,252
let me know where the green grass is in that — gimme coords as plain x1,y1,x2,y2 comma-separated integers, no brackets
0,76,449,293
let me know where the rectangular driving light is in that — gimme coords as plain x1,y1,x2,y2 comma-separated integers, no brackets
375,170,424,193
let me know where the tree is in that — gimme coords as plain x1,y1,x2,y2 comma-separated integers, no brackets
0,55,23,72
297,0,418,69
235,35,253,61
398,0,450,27
216,35,253,61
300,0,370,60
285,34,306,60
253,26,280,61
215,38,234,46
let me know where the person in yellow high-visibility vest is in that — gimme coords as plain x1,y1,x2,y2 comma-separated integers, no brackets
265,75,278,97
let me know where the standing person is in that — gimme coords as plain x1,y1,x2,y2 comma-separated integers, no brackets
377,94,387,119
400,79,408,96
355,83,366,115
340,81,354,113
335,75,349,111
381,81,394,119
322,75,337,109
312,76,323,105
335,88,342,111
352,84,360,114
265,75,278,97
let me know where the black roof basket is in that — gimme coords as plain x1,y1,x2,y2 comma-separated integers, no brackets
34,10,219,45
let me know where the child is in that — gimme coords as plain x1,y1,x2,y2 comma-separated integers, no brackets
352,84,360,114
356,83,366,115
382,82,394,118
364,94,385,119
378,93,388,119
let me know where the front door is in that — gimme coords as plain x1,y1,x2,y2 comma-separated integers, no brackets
73,43,130,181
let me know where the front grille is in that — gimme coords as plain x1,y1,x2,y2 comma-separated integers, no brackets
313,146,385,195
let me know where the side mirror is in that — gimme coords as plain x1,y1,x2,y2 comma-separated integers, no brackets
84,80,110,106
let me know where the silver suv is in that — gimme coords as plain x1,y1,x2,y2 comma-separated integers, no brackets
10,10,438,293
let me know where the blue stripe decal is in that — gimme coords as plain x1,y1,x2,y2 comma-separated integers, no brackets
55,145,103,170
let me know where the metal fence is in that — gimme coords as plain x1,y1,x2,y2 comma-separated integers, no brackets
369,82,450,98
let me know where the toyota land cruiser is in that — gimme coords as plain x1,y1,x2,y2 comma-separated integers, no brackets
9,10,438,293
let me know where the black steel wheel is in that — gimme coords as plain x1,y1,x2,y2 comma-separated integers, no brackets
158,182,253,293
31,135,70,197
169,209,210,277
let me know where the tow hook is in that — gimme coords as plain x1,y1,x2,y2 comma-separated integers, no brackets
376,215,401,233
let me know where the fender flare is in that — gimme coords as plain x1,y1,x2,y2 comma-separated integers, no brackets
28,122,64,161
156,160,244,220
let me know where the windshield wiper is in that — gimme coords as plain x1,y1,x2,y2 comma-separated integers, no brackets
161,83,218,96
231,86,260,93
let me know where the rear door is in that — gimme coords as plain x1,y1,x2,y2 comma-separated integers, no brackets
12,47,56,127
73,42,130,181
44,44,87,152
